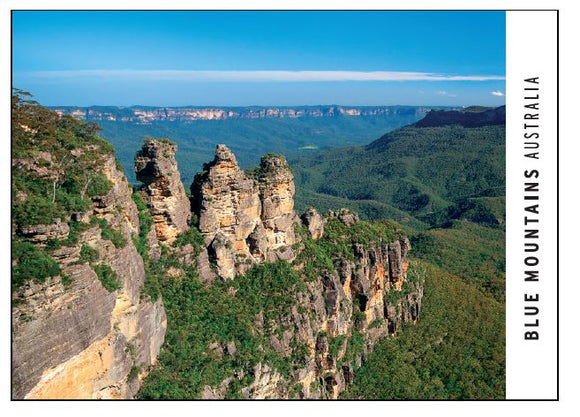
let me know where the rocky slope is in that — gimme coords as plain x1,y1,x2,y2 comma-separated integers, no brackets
12,154,166,399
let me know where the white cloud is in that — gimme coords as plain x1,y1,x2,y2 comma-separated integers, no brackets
21,69,506,83
491,90,505,96
436,90,458,98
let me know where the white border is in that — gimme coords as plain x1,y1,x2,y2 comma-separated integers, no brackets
505,10,558,400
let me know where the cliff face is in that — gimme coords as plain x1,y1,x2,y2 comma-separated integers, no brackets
414,105,506,128
246,213,422,399
12,155,166,399
192,209,423,400
52,105,433,124
191,145,300,279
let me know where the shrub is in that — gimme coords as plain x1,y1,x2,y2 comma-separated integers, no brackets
80,244,99,263
97,218,127,249
12,239,61,290
86,174,113,197
128,365,141,382
13,194,64,227
92,264,121,292
329,335,347,359
61,274,72,287
172,227,205,252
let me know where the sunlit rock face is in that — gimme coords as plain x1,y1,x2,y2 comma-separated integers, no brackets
191,145,300,279
135,139,191,245
12,155,166,399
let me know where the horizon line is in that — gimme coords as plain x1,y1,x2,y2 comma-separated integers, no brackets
47,103,503,109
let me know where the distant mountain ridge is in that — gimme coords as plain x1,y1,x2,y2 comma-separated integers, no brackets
414,105,505,128
51,105,450,124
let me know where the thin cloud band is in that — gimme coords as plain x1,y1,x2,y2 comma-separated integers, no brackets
21,70,506,82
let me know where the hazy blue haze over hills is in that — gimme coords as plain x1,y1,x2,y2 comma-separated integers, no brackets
52,105,446,184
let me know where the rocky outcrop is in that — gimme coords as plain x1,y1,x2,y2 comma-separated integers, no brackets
135,139,191,245
17,220,70,244
301,208,324,240
183,147,424,399
12,155,166,399
328,208,360,226
283,217,420,399
191,145,300,279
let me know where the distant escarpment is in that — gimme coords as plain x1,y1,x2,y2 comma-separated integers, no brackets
414,105,505,128
52,105,434,124
12,92,424,399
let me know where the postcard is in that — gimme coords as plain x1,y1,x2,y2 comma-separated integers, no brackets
4,2,566,412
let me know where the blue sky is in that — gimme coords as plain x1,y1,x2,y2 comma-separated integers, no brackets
12,11,506,106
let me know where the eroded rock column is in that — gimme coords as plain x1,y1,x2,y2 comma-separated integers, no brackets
135,139,191,245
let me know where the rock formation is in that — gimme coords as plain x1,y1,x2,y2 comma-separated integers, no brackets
12,124,424,400
135,139,191,245
269,215,421,399
12,154,166,399
301,208,324,240
190,210,422,399
191,145,300,279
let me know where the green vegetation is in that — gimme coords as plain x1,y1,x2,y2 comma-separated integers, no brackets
86,174,113,197
80,244,99,263
95,218,127,249
92,264,121,292
12,90,115,230
139,219,402,399
411,220,505,301
329,335,347,358
11,90,134,293
138,260,310,399
12,239,62,290
291,124,505,225
128,365,141,382
295,217,401,282
171,226,205,249
342,260,505,399
61,274,72,287
131,191,163,301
